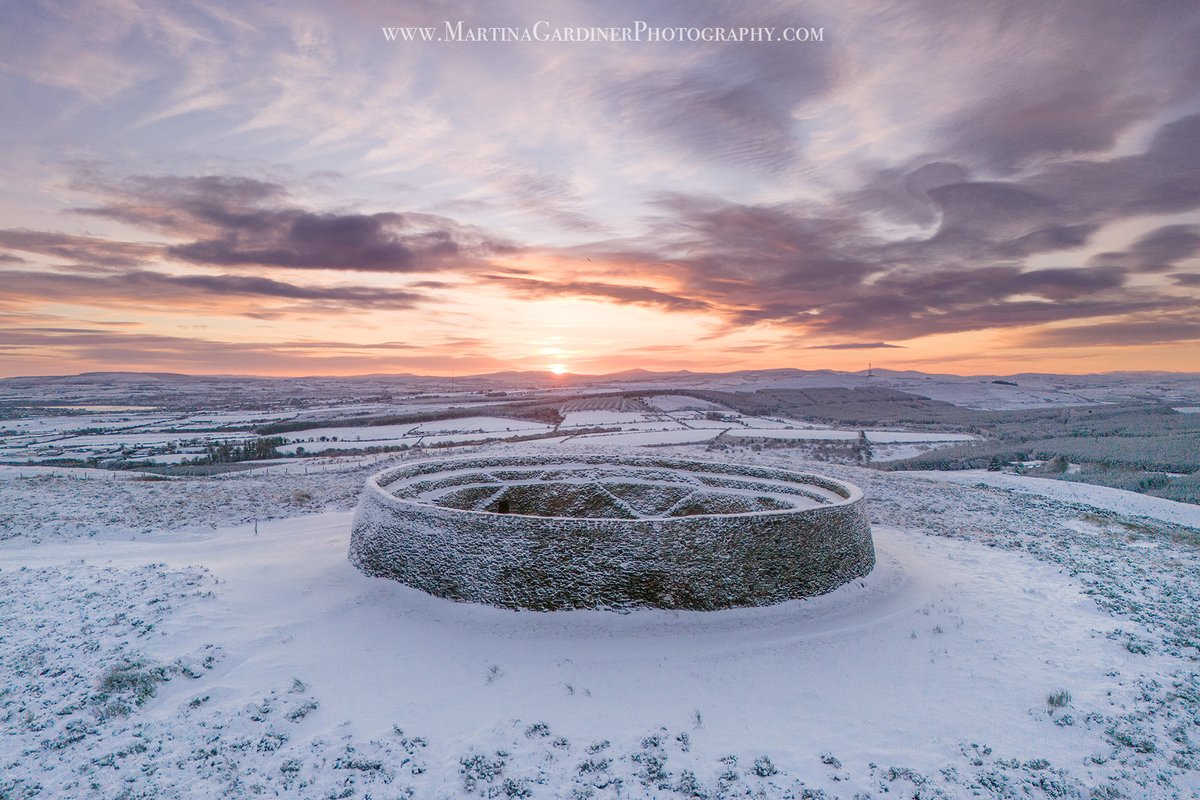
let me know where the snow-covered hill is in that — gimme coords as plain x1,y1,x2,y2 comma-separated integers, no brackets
2,443,1198,798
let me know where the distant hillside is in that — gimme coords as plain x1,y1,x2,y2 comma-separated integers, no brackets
680,387,979,430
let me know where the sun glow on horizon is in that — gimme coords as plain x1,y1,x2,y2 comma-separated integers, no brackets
548,363,568,375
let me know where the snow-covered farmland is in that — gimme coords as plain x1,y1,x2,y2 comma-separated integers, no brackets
278,438,415,455
408,416,554,436
1,413,179,436
723,429,977,443
559,410,656,428
1,399,981,468
909,469,1200,529
644,394,727,413
558,429,726,447
275,417,556,453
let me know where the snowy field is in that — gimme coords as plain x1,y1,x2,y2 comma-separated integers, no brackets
0,400,976,467
2,438,1199,799
723,429,976,443
608,370,1200,411
277,418,557,455
907,469,1200,529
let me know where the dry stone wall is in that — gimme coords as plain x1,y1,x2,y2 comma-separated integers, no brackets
348,454,874,611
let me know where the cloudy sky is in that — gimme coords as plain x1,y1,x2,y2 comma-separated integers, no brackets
1,0,1198,377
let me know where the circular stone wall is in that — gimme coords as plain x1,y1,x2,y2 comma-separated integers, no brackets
348,454,874,611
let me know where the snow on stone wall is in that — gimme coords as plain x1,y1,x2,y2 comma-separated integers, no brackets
348,454,874,611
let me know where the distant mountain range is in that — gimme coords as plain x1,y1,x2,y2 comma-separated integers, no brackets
2,366,1196,385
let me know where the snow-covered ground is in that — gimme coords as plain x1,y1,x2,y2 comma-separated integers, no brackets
558,429,723,447
618,370,1200,411
2,441,1199,799
908,469,1200,529
276,417,556,454
0,397,980,465
559,410,655,427
0,464,164,481
408,417,553,436
723,429,975,443
643,395,726,413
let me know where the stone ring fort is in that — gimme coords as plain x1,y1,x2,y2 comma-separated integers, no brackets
348,454,874,611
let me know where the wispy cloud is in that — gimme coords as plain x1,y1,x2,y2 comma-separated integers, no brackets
73,173,513,272
1015,314,1200,348
0,269,427,312
0,229,159,268
0,326,511,376
481,273,712,312
810,342,904,350
1089,225,1200,272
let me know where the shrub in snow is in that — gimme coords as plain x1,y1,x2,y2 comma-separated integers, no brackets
752,755,778,777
